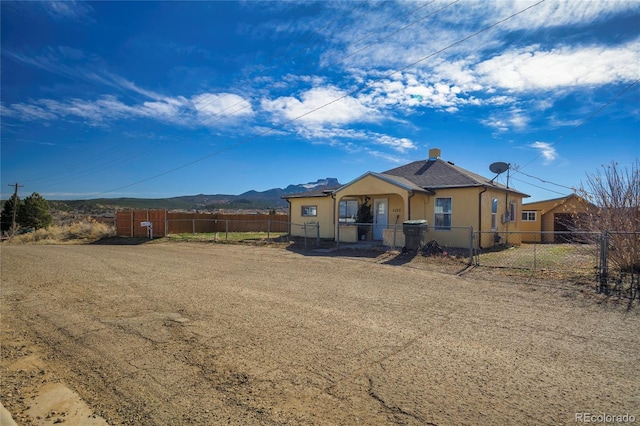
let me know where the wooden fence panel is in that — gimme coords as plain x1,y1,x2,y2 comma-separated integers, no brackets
116,211,133,237
116,210,167,237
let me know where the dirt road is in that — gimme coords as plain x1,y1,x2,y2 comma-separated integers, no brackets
1,243,638,425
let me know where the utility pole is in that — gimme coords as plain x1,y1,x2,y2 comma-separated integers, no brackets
7,183,23,237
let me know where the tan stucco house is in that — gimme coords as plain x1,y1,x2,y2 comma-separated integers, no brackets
521,193,596,243
284,148,530,249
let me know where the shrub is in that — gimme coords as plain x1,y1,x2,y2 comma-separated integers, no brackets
5,218,115,244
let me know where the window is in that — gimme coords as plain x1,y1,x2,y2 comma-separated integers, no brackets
491,198,498,230
434,197,452,230
509,201,517,222
522,211,537,221
339,200,358,222
301,205,317,217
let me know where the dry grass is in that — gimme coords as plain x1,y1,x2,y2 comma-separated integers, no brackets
165,231,289,243
4,218,116,244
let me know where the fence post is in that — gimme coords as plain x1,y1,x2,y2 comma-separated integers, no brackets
303,224,308,250
225,220,229,241
392,224,398,251
468,226,473,265
267,219,271,241
473,231,479,265
192,219,195,235
599,231,609,295
316,223,320,246
336,223,340,249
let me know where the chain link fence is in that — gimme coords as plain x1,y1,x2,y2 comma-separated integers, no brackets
598,231,640,300
474,231,639,302
128,214,638,302
165,218,323,249
336,223,474,262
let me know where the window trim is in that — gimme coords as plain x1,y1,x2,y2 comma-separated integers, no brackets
434,197,452,230
491,198,498,231
338,199,358,223
509,201,517,223
301,205,317,217
521,211,537,222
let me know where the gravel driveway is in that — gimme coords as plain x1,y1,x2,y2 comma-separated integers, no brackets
1,242,638,425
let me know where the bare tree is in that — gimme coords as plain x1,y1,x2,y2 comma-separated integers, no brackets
577,160,639,299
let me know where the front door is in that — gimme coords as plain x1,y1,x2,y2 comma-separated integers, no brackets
373,198,388,240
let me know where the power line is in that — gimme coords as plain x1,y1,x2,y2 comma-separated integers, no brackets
194,1,375,126
511,167,576,192
14,3,376,189
20,1,466,189
519,78,640,171
91,0,547,197
321,0,440,66
510,176,567,196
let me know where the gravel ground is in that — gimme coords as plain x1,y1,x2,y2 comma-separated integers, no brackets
1,242,638,425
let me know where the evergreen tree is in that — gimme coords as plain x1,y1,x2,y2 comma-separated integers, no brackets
356,197,373,240
17,192,52,230
1,196,20,233
356,198,373,224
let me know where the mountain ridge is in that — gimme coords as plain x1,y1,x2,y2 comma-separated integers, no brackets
49,178,341,212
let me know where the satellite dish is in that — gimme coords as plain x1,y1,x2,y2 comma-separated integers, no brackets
489,162,510,174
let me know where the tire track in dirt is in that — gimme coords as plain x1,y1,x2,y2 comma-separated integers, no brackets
2,243,639,425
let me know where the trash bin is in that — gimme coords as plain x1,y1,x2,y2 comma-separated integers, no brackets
403,220,428,250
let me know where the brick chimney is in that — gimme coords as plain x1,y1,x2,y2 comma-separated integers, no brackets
428,148,441,161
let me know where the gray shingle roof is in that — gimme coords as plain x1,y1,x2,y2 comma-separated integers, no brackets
283,158,530,199
383,158,529,196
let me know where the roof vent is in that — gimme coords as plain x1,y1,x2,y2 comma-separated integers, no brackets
428,148,441,161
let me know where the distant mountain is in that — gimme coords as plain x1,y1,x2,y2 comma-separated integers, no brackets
49,178,342,213
238,178,340,200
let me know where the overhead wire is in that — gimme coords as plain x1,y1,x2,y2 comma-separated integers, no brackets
17,1,375,189
510,176,569,196
335,0,458,66
195,0,377,127
517,78,640,171
25,0,436,194
26,1,461,191
506,78,639,197
511,168,576,192
90,0,547,197
320,0,439,66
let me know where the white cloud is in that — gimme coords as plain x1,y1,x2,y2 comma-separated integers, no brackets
496,0,639,31
1,93,255,128
367,150,407,164
192,93,255,125
360,72,481,113
40,1,94,22
261,86,376,125
5,48,174,103
481,107,532,132
0,103,58,121
295,125,416,154
475,40,640,92
529,141,558,164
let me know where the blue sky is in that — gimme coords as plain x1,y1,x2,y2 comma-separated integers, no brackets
1,0,639,202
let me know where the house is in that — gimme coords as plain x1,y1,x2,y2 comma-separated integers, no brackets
521,193,596,243
284,148,530,249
